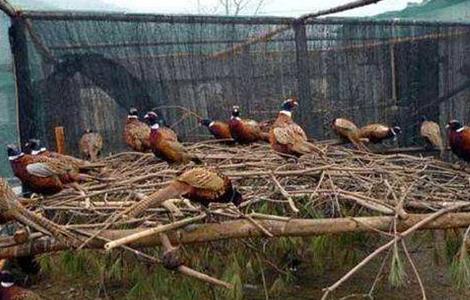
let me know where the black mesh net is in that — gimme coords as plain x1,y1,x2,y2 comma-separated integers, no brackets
9,13,470,157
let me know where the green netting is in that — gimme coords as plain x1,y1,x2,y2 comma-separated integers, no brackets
7,12,470,158
0,14,18,177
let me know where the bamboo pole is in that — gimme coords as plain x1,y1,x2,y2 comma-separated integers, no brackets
2,212,470,258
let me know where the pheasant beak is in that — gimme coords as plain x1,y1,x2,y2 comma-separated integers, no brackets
445,124,450,129
143,114,149,119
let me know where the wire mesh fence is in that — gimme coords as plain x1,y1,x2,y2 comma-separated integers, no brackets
8,12,470,157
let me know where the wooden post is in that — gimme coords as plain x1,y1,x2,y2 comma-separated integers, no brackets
54,126,65,154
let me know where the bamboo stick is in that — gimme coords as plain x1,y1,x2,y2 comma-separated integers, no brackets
159,233,233,289
271,174,299,213
321,203,470,299
104,214,207,250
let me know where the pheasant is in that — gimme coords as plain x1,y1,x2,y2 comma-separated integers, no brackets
200,118,233,141
0,271,41,300
122,167,242,219
79,129,103,161
420,117,444,157
8,145,63,195
228,106,269,144
23,139,103,172
446,120,470,162
269,99,324,157
8,145,94,196
0,178,84,247
358,124,401,144
145,112,202,165
123,107,151,152
331,118,369,152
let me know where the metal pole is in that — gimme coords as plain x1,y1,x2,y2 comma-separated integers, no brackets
0,0,16,18
293,21,313,135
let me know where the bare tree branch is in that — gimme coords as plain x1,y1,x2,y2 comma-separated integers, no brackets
198,0,269,16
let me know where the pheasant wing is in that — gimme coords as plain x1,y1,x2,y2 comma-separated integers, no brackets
359,124,388,135
159,128,178,142
273,124,306,145
26,163,58,177
177,168,225,192
244,119,262,132
128,123,151,143
289,123,308,140
26,159,73,177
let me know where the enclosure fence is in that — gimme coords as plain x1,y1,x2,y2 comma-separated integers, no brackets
8,12,470,155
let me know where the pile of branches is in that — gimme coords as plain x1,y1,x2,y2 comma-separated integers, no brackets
2,141,470,297
43,141,470,219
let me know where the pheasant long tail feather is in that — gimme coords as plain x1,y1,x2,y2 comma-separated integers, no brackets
123,184,189,219
305,141,326,156
350,137,370,153
293,140,325,156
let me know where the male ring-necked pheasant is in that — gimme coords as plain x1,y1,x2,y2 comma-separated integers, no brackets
228,106,269,144
123,107,151,152
8,145,94,196
199,118,233,142
358,123,401,144
8,145,64,195
0,270,41,300
23,139,103,172
331,118,369,152
269,99,324,157
446,119,470,162
122,168,243,219
145,112,202,165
